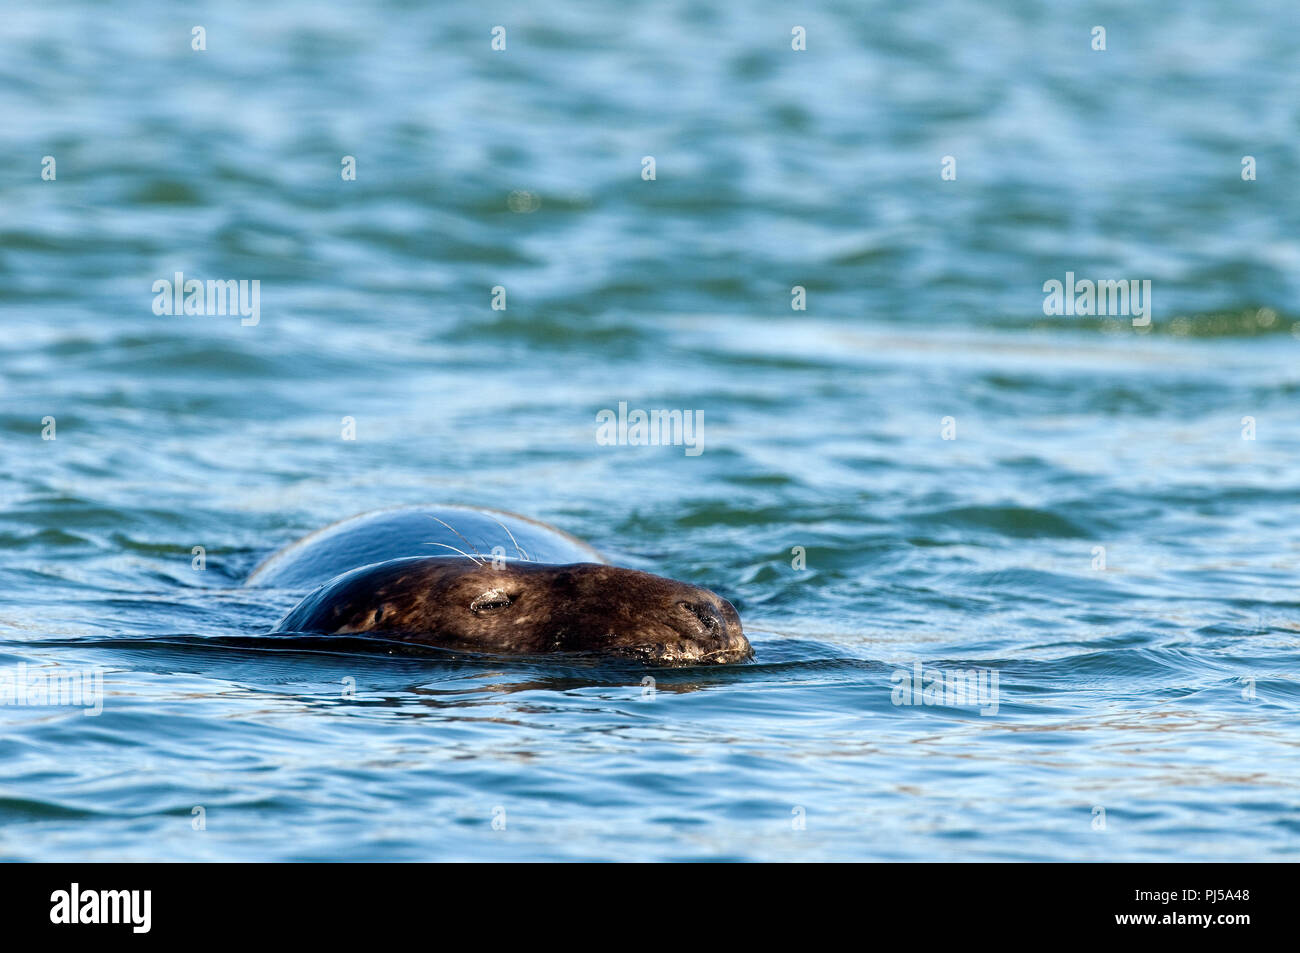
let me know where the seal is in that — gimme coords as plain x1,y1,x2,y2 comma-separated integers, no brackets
246,505,752,665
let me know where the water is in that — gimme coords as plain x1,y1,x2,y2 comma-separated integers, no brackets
2,0,1298,861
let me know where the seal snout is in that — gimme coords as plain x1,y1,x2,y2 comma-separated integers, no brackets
665,588,751,664
576,566,750,664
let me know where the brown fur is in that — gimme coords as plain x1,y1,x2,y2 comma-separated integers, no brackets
274,556,751,665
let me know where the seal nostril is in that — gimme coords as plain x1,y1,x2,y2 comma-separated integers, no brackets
678,600,719,634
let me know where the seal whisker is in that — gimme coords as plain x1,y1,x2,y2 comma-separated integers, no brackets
424,541,485,566
426,516,485,559
487,514,530,561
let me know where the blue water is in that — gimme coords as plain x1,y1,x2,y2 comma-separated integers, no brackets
2,0,1299,861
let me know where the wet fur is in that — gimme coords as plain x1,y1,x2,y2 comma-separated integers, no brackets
270,547,751,666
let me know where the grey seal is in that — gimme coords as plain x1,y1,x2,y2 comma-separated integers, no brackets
247,506,751,666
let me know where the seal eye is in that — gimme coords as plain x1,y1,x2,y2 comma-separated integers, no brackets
471,588,513,613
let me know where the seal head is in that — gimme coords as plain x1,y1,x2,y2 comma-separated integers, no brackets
274,556,751,666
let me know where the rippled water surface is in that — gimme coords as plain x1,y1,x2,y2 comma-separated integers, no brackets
2,1,1299,861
